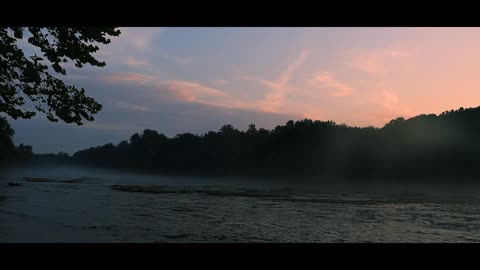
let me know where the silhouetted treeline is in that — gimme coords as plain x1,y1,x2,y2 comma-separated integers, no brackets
0,117,33,166
31,152,72,165
68,106,480,181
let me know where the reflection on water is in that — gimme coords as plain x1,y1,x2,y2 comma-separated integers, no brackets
1,165,480,242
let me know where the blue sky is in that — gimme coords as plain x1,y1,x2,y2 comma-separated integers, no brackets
10,27,480,153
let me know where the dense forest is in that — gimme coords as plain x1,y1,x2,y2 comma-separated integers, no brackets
0,117,33,166
3,106,480,181
62,106,480,181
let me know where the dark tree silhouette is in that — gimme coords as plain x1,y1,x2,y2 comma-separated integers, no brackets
0,116,15,163
65,105,480,182
0,27,120,125
0,116,33,165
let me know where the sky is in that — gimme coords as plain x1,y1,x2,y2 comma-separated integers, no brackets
9,27,480,154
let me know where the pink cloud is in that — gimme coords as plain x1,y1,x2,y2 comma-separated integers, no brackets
240,50,354,119
309,72,353,97
109,28,165,53
164,80,227,103
102,73,155,85
97,28,192,69
100,72,232,106
242,75,295,113
381,90,400,110
95,28,191,68
350,48,417,76
278,49,310,85
351,53,387,75
125,57,152,69
382,92,416,119
242,49,310,113
390,50,416,58
241,76,281,90
365,89,417,126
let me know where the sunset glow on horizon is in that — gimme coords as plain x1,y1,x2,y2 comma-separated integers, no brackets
12,27,480,153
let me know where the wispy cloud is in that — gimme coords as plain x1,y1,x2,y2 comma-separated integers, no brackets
122,28,164,51
350,48,417,76
381,90,415,118
100,70,278,116
98,28,166,56
95,28,193,71
158,51,192,66
390,50,416,58
90,42,422,127
241,75,294,113
114,101,151,112
124,56,152,69
278,49,310,85
101,72,229,105
102,72,155,86
242,49,310,113
381,90,400,111
365,88,417,126
308,72,353,97
164,80,227,103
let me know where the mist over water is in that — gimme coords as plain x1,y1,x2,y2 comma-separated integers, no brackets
5,27,480,244
1,165,480,242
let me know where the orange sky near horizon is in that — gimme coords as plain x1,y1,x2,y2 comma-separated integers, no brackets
93,27,480,128
13,27,480,153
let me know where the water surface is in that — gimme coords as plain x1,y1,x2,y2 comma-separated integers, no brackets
1,165,479,242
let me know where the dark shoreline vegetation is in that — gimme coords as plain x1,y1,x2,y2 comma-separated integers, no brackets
0,117,33,166
3,106,480,183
